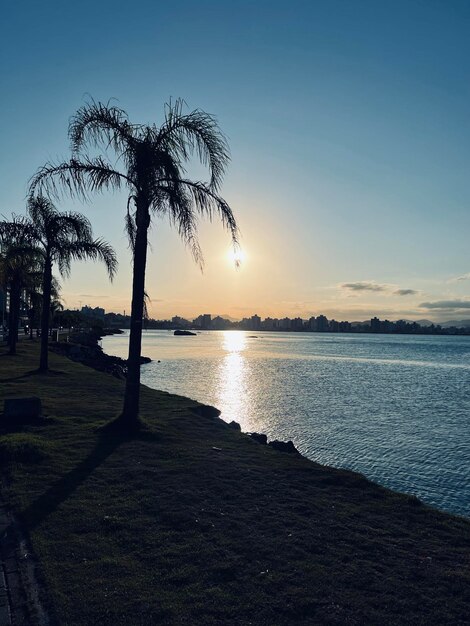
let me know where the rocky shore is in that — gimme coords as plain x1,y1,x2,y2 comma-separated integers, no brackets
54,331,302,457
51,328,151,379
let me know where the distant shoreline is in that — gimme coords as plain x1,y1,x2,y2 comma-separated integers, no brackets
113,325,470,337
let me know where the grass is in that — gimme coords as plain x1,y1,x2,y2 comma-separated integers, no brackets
0,341,469,625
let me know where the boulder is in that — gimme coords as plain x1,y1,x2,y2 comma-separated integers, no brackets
4,397,42,421
227,420,241,430
249,432,267,445
268,439,299,455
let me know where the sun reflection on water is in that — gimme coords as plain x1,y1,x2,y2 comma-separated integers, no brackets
222,330,247,353
217,331,248,426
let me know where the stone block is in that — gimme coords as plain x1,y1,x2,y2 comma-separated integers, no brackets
3,398,42,421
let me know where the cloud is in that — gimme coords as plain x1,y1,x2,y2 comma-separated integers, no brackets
78,294,109,299
340,282,419,297
450,273,470,282
340,281,387,293
393,289,419,296
419,300,470,310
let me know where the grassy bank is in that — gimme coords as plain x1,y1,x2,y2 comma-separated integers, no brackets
1,342,469,625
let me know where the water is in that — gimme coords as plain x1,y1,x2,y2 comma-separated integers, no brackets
102,330,470,517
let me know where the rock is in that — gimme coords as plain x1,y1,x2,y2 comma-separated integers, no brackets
190,404,221,418
174,330,196,336
139,356,151,364
249,432,267,445
268,440,300,455
4,397,42,421
227,420,241,430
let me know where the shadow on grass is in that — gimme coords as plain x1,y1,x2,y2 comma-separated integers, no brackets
0,369,40,383
17,425,161,532
0,369,68,383
18,430,128,531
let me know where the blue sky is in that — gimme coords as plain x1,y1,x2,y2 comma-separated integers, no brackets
1,0,470,320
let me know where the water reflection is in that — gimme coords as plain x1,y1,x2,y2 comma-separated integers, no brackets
217,331,248,426
222,330,247,353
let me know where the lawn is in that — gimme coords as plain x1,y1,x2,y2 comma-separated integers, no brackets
1,342,469,625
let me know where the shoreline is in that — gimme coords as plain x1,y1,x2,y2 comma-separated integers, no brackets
101,329,469,519
1,341,469,624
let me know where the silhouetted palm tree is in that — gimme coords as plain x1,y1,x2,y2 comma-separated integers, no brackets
26,196,117,372
31,99,239,427
0,217,41,354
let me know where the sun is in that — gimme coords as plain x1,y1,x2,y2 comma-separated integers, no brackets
227,247,246,266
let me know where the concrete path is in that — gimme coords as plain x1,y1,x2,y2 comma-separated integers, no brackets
0,497,47,625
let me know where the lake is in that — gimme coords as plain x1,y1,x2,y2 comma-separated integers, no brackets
102,330,470,517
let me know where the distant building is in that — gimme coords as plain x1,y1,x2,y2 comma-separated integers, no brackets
251,314,261,330
329,319,339,333
291,317,304,331
212,316,228,330
280,317,291,330
193,313,212,329
370,317,381,333
82,305,105,320
172,315,190,328
201,314,211,329
316,315,329,332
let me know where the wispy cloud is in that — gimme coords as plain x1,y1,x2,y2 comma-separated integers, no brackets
450,273,470,282
393,289,419,296
419,299,470,310
340,282,419,296
340,281,387,293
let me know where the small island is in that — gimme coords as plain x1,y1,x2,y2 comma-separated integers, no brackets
174,329,197,336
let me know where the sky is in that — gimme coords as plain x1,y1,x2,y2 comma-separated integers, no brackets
1,0,470,322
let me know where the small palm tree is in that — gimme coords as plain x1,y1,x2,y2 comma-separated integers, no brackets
0,217,41,354
31,99,239,428
26,196,117,372
1,202,116,369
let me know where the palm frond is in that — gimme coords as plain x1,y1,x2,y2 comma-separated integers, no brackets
0,215,37,246
29,157,133,202
70,98,134,156
125,196,137,252
157,183,204,268
156,99,230,191
161,178,239,250
57,239,117,281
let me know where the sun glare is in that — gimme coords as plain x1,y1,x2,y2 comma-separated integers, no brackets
227,248,246,266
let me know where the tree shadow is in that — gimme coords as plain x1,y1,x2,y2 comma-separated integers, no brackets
0,369,40,383
0,369,68,383
18,430,128,531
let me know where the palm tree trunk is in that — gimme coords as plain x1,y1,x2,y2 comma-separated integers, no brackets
8,283,21,355
122,204,150,426
39,258,52,372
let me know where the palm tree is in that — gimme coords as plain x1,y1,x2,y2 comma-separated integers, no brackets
1,203,116,368
30,99,239,428
26,196,117,372
0,217,41,354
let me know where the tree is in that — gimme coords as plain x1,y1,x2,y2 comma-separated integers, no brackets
25,196,117,372
0,217,41,354
31,99,239,428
